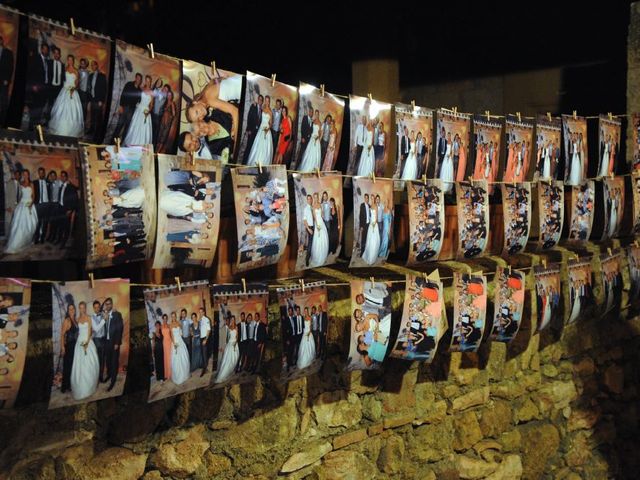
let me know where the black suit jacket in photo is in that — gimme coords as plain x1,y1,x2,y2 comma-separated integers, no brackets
0,47,14,84
60,183,79,212
256,322,267,342
247,104,261,133
27,52,49,91
437,137,446,158
107,310,124,346
91,71,107,102
359,203,370,230
300,115,312,142
119,81,141,108
32,179,51,205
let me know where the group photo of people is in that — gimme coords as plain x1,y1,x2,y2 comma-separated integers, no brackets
537,181,564,250
534,265,561,331
451,272,487,353
597,115,621,178
568,181,595,242
602,177,624,240
563,115,589,186
601,253,623,316
393,104,433,187
347,280,392,371
634,174,640,234
456,180,489,259
502,183,531,255
503,117,533,182
534,116,561,181
293,173,343,271
567,259,594,324
628,245,640,309
50,279,129,408
472,117,501,188
0,7,18,125
277,282,328,381
350,177,394,267
144,282,213,402
490,268,525,343
633,114,640,171
407,181,444,264
434,110,471,193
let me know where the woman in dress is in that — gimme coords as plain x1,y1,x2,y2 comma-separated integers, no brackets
4,170,38,254
215,318,239,383
401,131,418,180
296,311,316,370
275,106,291,165
298,110,323,172
156,86,176,153
48,54,84,138
159,189,211,217
328,197,341,255
539,286,552,330
152,321,165,382
569,133,582,185
356,122,375,177
542,140,552,179
190,312,203,372
322,118,337,170
310,193,329,266
70,301,100,400
362,204,381,265
608,190,618,238
473,143,485,179
568,280,582,323
169,312,190,385
161,314,172,381
439,132,454,193
378,205,393,259
111,186,145,209
59,303,78,394
599,134,611,177
247,96,273,166
456,138,467,182
124,75,155,146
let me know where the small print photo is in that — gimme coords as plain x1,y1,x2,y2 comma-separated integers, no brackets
567,257,594,324
633,173,640,235
567,181,595,242
601,251,623,316
534,264,561,331
472,116,502,186
501,183,531,255
490,267,525,343
504,115,534,182
406,180,444,265
435,109,471,193
456,180,489,259
596,115,621,178
601,176,624,240
534,115,561,181
537,180,563,250
562,114,588,186
627,245,640,309
0,6,19,125
393,103,433,188
450,272,487,353
633,113,640,171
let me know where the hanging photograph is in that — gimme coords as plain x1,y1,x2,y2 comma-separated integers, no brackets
434,109,471,193
238,71,298,167
501,182,531,255
292,172,343,271
277,281,328,381
104,40,181,153
154,155,221,269
601,250,623,316
567,180,595,242
601,176,624,240
346,279,392,371
83,145,156,269
567,257,594,324
0,6,19,125
633,113,640,171
293,83,345,172
390,272,445,362
534,115,561,181
407,179,444,265
0,278,30,409
562,114,588,186
456,180,489,259
450,271,487,353
504,114,534,182
537,180,564,250
231,165,289,272
534,263,561,331
50,278,130,408
596,114,621,177
0,131,83,262
633,172,640,234
178,61,241,163
350,176,394,268
211,283,269,387
144,280,213,402
472,115,501,186
393,103,433,188
627,244,640,309
490,267,525,343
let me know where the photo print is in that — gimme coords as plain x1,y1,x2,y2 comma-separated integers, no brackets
178,61,241,163
238,71,298,167
456,180,489,259
567,257,594,324
144,280,213,402
277,281,328,381
633,172,640,234
601,250,623,317
450,271,487,353
504,114,534,182
567,180,595,242
292,172,343,271
293,82,345,172
597,114,621,177
601,176,624,240
501,182,531,255
434,109,471,193
350,176,394,268
490,267,525,343
537,180,564,250
534,263,561,331
23,17,111,142
393,103,433,188
627,244,640,309
0,5,19,125
154,155,221,269
0,131,83,262
534,114,561,181
82,145,156,269
0,278,30,410
231,165,289,272
211,283,269,387
50,278,130,408
346,279,392,371
407,179,444,265
472,115,502,187
633,113,640,171
562,114,588,186
104,40,181,153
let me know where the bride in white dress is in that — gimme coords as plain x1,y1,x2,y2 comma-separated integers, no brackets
70,302,100,400
124,75,154,146
296,316,316,370
112,186,145,209
247,97,273,166
170,317,190,385
608,193,618,238
357,125,375,177
4,171,38,254
542,142,552,179
310,199,329,266
599,138,610,177
159,190,207,217
539,289,552,330
440,134,454,192
215,321,239,383
299,113,322,172
48,55,84,138
568,285,581,323
401,134,418,180
568,135,582,185
362,205,381,265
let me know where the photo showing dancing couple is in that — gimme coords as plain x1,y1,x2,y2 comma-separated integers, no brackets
537,180,564,250
293,172,343,271
144,281,213,401
627,244,640,310
153,155,221,269
238,72,298,167
23,17,111,142
0,278,30,409
406,179,444,265
293,83,345,172
472,115,501,190
390,272,446,362
434,109,471,193
490,267,525,343
601,176,624,240
567,257,595,324
49,278,130,408
277,281,329,381
534,115,561,181
178,61,241,163
562,114,589,186
456,180,489,259
501,182,531,256
104,40,181,153
0,6,18,125
450,271,487,353
0,132,82,262
231,165,289,272
567,180,595,242
534,263,560,331
601,250,623,317
346,279,392,371
393,103,433,189
504,114,534,182
633,113,640,171
211,283,269,387
597,115,621,178
350,176,394,268
82,145,156,269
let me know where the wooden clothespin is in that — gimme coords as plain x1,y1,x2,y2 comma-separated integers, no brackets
634,240,639,248
411,100,416,110
211,61,216,77
299,279,306,293
370,276,375,285
175,276,182,292
241,278,247,293
452,106,458,115
271,74,276,87
516,112,522,123
608,112,613,121
147,43,155,59
547,112,552,122
69,18,76,36
114,137,121,154
371,171,376,184
468,175,474,185
507,265,512,274
423,272,428,282
607,247,613,257
89,272,95,289
257,161,263,173
542,258,547,269
485,110,491,122
573,110,577,120
189,150,196,165
315,167,321,179
320,84,325,97
36,124,44,143
422,174,427,185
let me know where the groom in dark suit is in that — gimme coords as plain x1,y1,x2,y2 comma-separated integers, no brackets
282,306,297,370
27,42,51,129
103,297,124,391
0,35,14,119
318,304,328,359
358,194,371,256
242,94,263,163
112,73,142,141
299,104,314,160
436,126,446,175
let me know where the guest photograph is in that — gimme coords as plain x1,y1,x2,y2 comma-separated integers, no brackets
292,82,345,172
153,155,221,269
231,165,289,272
501,183,531,256
534,264,561,331
23,17,111,142
627,244,640,310
349,176,394,268
601,176,624,240
406,180,444,265
534,115,561,181
600,251,623,316
211,283,269,387
537,180,564,250
346,279,392,371
562,114,589,186
49,278,130,408
597,114,621,178
83,145,156,269
0,278,30,410
293,172,343,271
393,103,433,189
0,6,18,126
433,109,471,193
472,116,501,190
104,40,181,153
277,281,329,381
179,61,241,164
567,181,595,242
456,180,489,259
144,281,213,402
633,113,640,171
634,173,640,234
567,258,594,324
490,267,525,343
238,71,298,167
450,272,487,353
503,115,534,182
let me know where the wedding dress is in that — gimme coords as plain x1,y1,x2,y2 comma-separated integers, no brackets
48,71,84,138
124,91,153,146
70,322,100,400
309,207,329,266
569,142,582,185
4,185,38,254
356,129,375,177
113,186,145,209
215,328,239,383
401,140,418,180
298,123,322,172
159,190,203,217
296,319,316,369
440,143,454,192
247,112,274,166
362,209,381,265
170,326,190,385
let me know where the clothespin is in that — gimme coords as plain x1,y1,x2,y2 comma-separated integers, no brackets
608,112,613,121
320,84,325,97
468,175,473,185
211,61,216,77
147,43,155,59
241,278,247,293
423,272,428,282
547,112,552,122
89,272,94,289
485,110,491,122
370,276,375,285
607,247,613,257
257,161,263,173
516,112,522,123
271,74,276,87
36,124,44,143
190,150,195,165
542,258,547,269
175,276,182,292
507,265,512,275
315,167,321,179
371,171,376,184
299,279,306,293
634,240,639,248
452,106,458,115
114,137,121,154
367,93,372,101
69,18,76,36
411,100,416,110
422,174,427,185
573,110,577,120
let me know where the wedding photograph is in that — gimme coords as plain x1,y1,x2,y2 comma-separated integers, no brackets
0,6,18,126
153,155,221,269
490,267,525,343
567,180,595,242
104,40,181,153
472,116,501,189
562,114,589,186
292,172,343,271
406,180,444,265
534,115,561,181
49,278,130,408
434,109,471,193
501,183,531,256
597,114,621,178
393,103,433,189
633,173,640,234
534,264,561,331
633,113,640,171
450,272,487,353
537,180,564,250
567,257,594,324
601,176,624,240
503,115,534,182
456,180,489,259
600,251,623,316
628,244,640,309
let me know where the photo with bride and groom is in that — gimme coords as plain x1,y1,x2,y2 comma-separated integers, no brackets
490,267,525,344
600,176,624,241
568,180,595,242
471,116,501,188
534,264,561,331
501,183,531,256
0,6,19,126
567,258,594,325
503,115,534,182
597,114,621,178
537,180,564,250
393,103,433,189
601,251,623,317
433,109,471,194
49,279,130,409
450,272,487,353
534,115,561,181
562,114,589,186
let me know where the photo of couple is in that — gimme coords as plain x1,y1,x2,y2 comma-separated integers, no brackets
562,114,589,186
490,268,525,343
597,115,621,178
450,272,487,353
537,180,564,250
456,180,489,259
633,173,640,234
601,251,623,316
601,177,624,240
534,264,561,331
568,181,595,242
50,279,130,408
105,40,181,153
627,245,640,310
23,18,111,142
504,115,534,182
0,6,18,126
472,116,501,189
502,183,531,255
293,172,343,271
534,115,561,181
567,258,594,324
407,180,444,265
633,114,640,171
393,103,433,189
434,109,471,193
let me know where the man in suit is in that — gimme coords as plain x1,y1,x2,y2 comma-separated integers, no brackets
242,93,263,163
292,306,303,365
321,114,332,160
236,312,247,372
112,73,142,141
358,194,371,256
56,171,79,247
0,35,14,120
436,126,446,175
254,312,267,373
4,170,20,230
298,104,314,162
47,48,64,120
198,307,213,376
354,115,366,164
318,304,328,359
303,194,314,266
27,42,50,129
271,98,283,152
32,167,51,244
151,79,166,146
399,126,409,174
102,297,124,391
88,60,107,138
282,306,296,370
